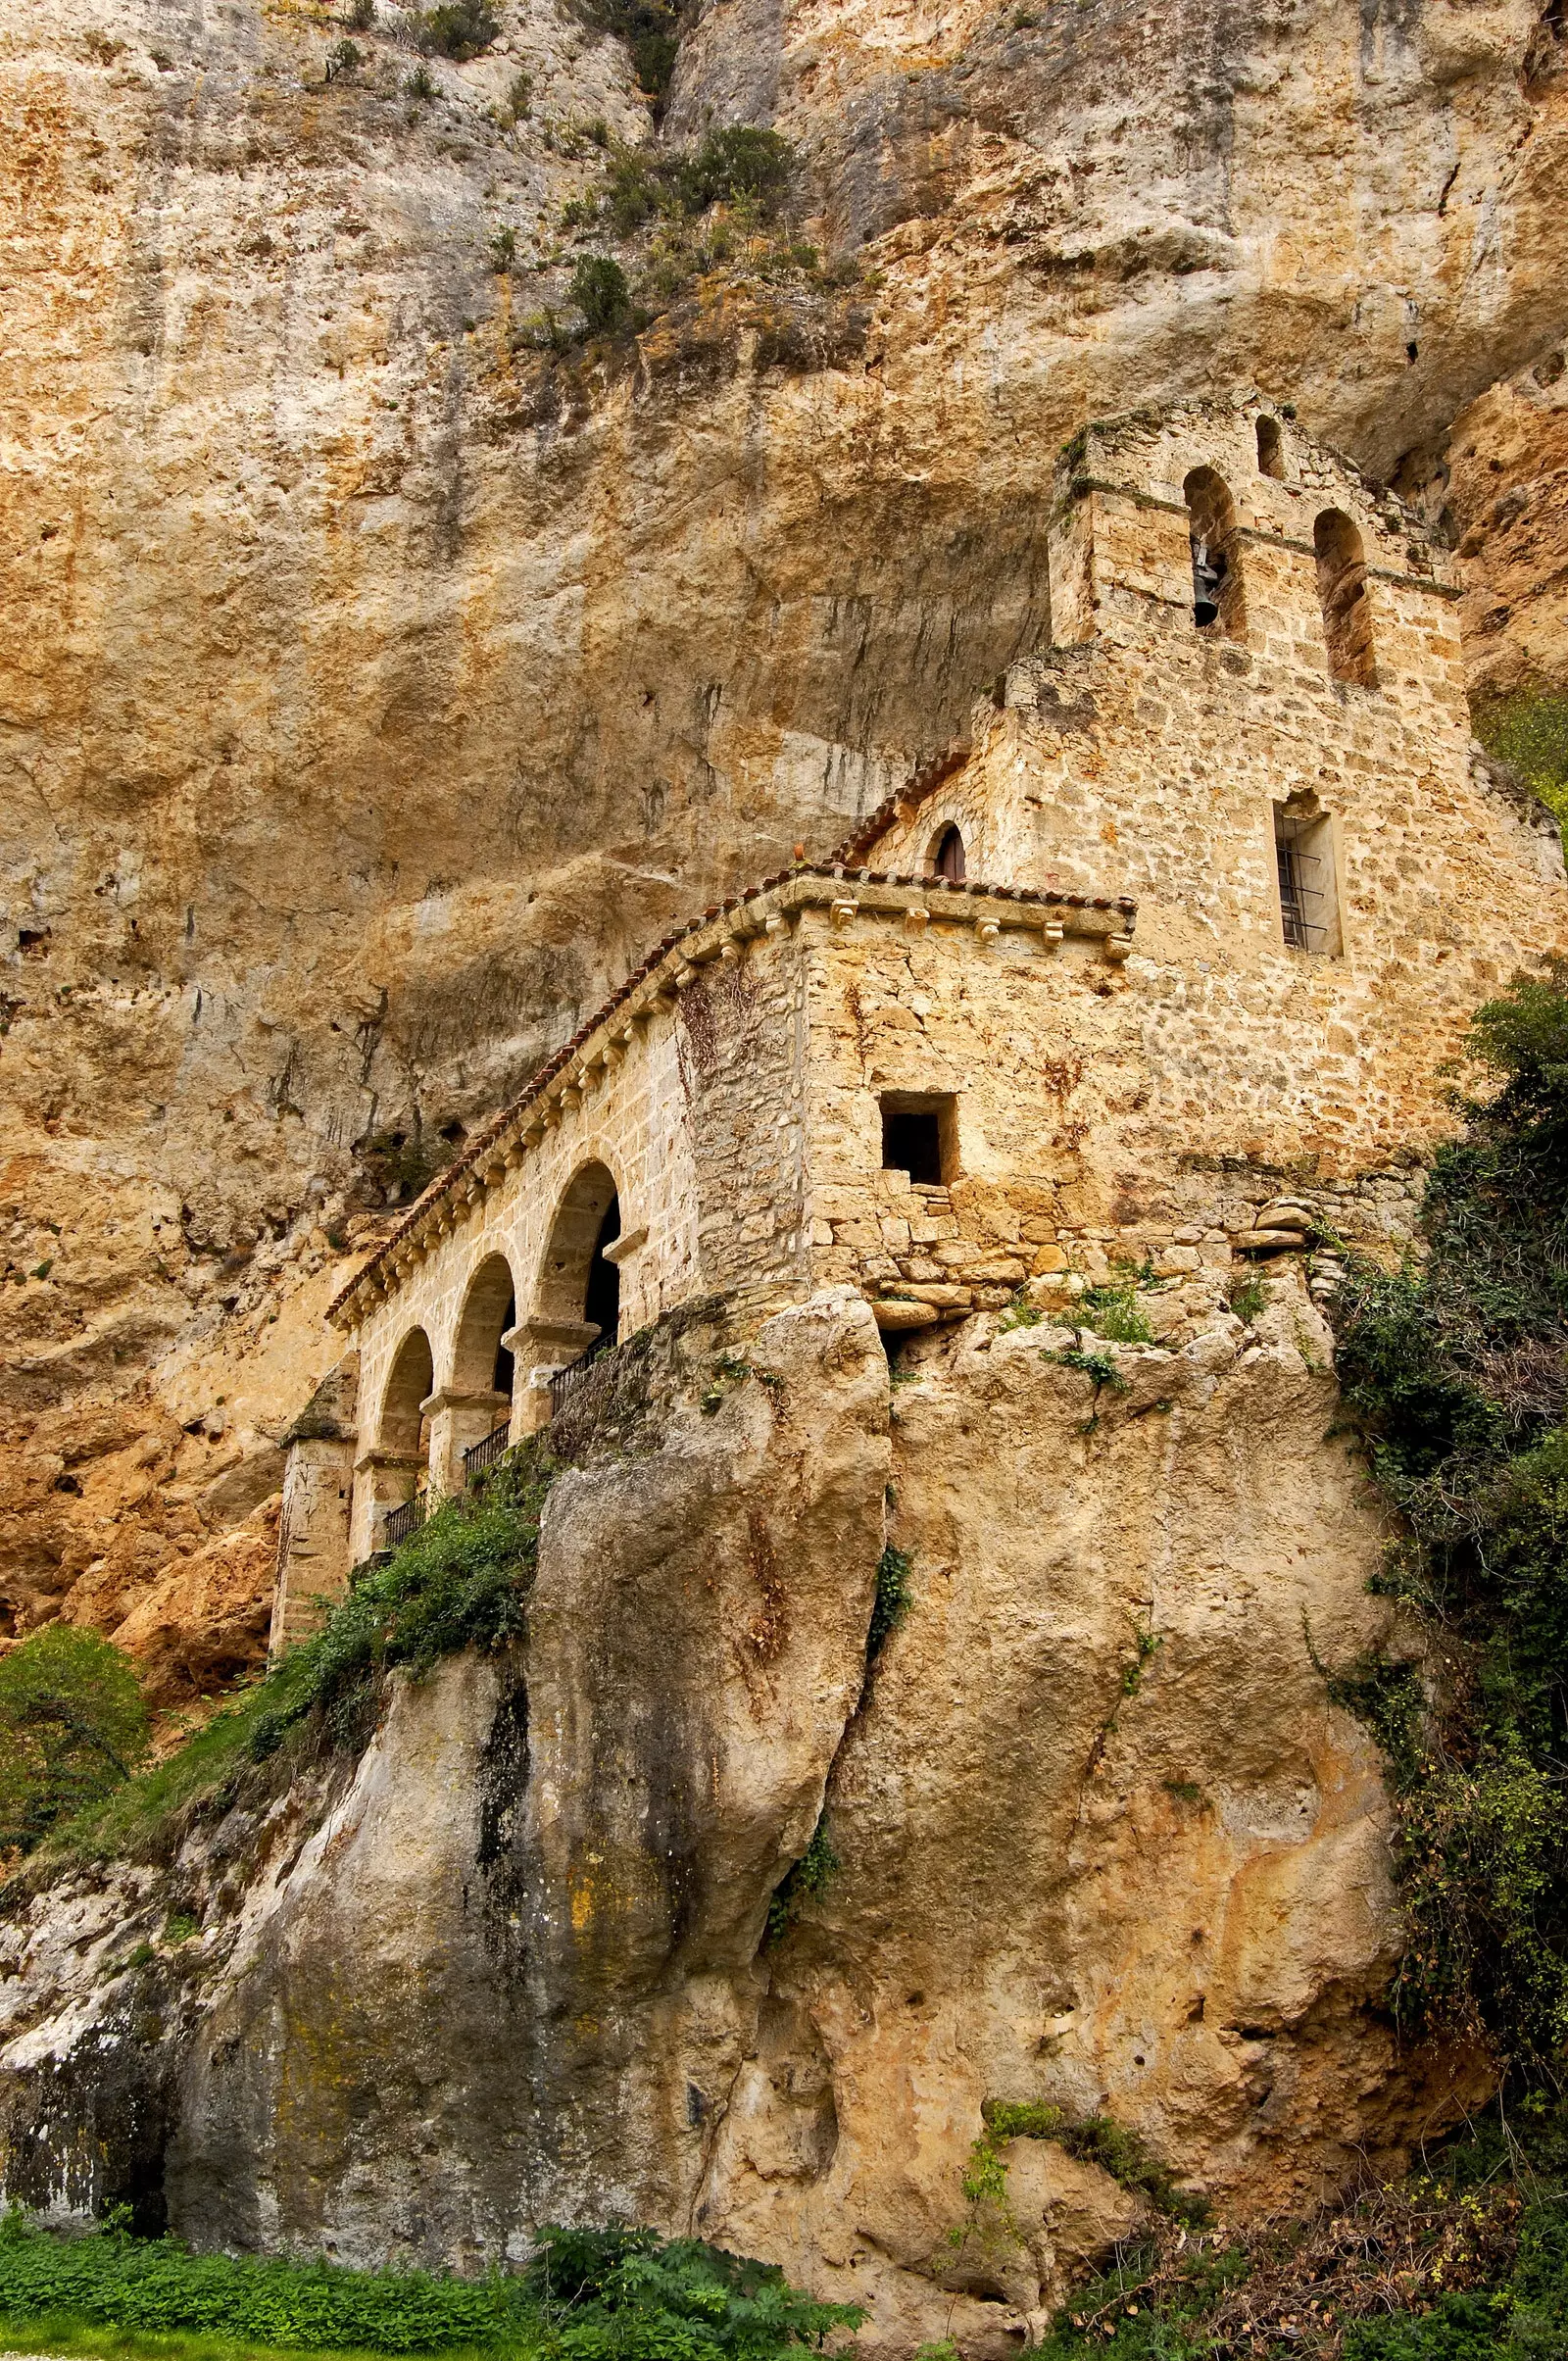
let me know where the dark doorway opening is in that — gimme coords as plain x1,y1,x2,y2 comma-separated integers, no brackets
584,1197,621,1354
493,1289,515,1398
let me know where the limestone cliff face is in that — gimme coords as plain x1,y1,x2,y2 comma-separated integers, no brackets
2,0,1568,1663
0,1287,1485,2347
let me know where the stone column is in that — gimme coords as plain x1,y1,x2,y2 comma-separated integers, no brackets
503,1318,601,1436
270,1437,357,1658
419,1387,513,1496
349,1448,425,1563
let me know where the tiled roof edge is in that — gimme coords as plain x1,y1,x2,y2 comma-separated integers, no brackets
327,861,1135,1324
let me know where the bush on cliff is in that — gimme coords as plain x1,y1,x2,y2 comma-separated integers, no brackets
53,1446,556,1864
0,2209,860,2359
1324,961,1568,2072
1472,687,1568,838
0,1625,149,1857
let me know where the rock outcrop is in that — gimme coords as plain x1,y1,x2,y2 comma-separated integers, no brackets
0,1284,1486,2348
3,0,1568,1668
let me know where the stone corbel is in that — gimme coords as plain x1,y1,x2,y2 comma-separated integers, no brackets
1040,919,1065,950
418,1386,511,1420
764,912,792,939
829,897,858,929
601,1224,648,1267
977,918,1001,947
353,1446,425,1476
904,907,930,936
501,1317,601,1361
1102,933,1134,963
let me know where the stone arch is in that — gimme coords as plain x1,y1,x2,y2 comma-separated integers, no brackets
1183,467,1246,638
1255,416,1285,479
927,822,966,882
451,1252,517,1402
1314,509,1377,685
376,1326,433,1456
536,1159,622,1353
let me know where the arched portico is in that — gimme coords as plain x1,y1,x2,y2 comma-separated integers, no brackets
351,1326,434,1555
513,1159,628,1432
422,1253,517,1491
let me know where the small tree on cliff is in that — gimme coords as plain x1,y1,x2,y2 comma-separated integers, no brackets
0,1624,149,1856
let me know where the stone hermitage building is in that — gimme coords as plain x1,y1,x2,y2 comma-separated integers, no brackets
271,396,1568,1646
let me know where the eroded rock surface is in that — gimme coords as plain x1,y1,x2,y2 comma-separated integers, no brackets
0,1287,1485,2349
3,0,1568,1668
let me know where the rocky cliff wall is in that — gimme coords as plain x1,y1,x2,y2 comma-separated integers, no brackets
0,1285,1485,2347
3,0,1568,1677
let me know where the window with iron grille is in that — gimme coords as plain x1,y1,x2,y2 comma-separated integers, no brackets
1273,805,1342,958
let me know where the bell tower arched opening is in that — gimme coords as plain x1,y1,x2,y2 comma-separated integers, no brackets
1314,509,1377,685
1183,467,1246,638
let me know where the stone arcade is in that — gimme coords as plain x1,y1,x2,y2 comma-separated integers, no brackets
271,396,1568,1647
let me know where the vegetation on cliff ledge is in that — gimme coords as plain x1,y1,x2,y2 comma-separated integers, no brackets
25,1446,557,1869
1324,962,1568,2073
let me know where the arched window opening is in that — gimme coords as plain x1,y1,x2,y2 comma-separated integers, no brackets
584,1198,620,1358
537,1161,622,1361
378,1328,433,1466
1183,468,1246,637
451,1254,516,1407
1313,510,1376,686
1255,417,1285,479
928,824,966,882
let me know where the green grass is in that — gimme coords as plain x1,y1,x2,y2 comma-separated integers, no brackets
0,2318,500,2361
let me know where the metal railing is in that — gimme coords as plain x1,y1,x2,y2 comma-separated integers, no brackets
383,1494,427,1549
548,1348,598,1420
463,1422,510,1482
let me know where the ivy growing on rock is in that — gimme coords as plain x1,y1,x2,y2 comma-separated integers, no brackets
1326,962,1568,2072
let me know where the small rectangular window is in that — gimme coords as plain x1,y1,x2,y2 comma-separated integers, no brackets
880,1093,957,1183
1273,805,1342,957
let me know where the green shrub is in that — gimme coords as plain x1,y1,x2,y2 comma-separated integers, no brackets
0,2210,859,2358
56,1449,556,1865
489,225,517,271
1326,963,1568,2069
572,0,683,100
324,37,363,79
414,0,499,60
0,1625,149,1856
568,254,632,335
1472,687,1568,834
405,63,436,98
345,0,375,25
501,67,532,121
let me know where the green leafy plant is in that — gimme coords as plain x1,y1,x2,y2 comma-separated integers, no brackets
0,2208,859,2357
323,37,363,79
764,1817,839,1944
568,253,632,335
344,0,374,25
868,1544,913,1656
500,66,532,121
1079,1258,1162,1345
404,62,436,98
1230,1272,1267,1323
54,1448,556,1865
414,0,499,60
1472,685,1568,836
489,224,517,271
0,1625,149,1857
1323,963,1568,2070
571,0,683,101
996,1291,1044,1332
